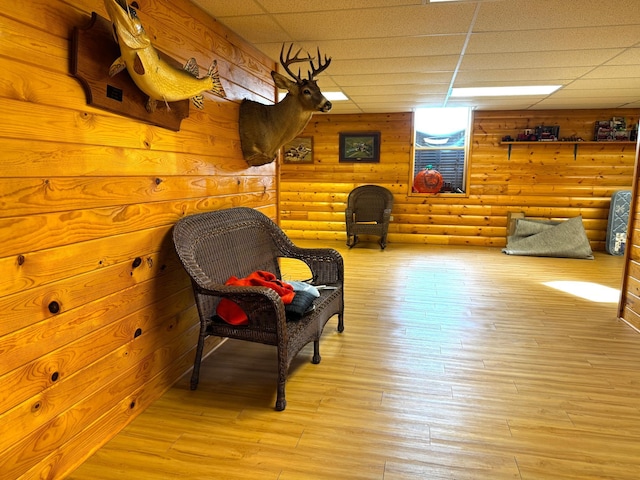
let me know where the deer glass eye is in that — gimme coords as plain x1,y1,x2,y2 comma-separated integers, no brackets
303,89,311,95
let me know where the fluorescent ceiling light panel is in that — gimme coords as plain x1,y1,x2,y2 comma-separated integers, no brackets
451,85,561,97
278,91,348,101
324,91,349,101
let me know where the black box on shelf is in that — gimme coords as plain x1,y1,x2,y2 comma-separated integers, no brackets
535,125,559,141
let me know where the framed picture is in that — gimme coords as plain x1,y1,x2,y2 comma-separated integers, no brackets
339,132,381,163
282,136,314,163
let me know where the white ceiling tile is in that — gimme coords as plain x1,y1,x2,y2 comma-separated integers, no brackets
466,26,640,55
270,4,477,40
327,56,459,75
474,0,640,31
253,0,424,13
605,48,640,66
582,65,640,79
345,84,449,96
466,101,540,110
460,50,625,70
216,16,292,44
455,67,590,84
563,78,640,90
350,94,447,104
532,99,636,109
328,72,453,87
191,0,264,16
551,88,640,99
289,35,468,60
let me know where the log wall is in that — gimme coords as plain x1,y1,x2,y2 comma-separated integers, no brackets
281,109,639,250
0,0,276,478
618,143,640,332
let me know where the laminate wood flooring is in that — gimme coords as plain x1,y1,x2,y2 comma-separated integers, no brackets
68,241,640,480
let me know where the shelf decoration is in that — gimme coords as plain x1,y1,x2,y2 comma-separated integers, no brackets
594,117,637,141
501,119,637,160
502,125,561,143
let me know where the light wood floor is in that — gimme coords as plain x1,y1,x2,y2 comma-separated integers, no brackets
68,240,640,480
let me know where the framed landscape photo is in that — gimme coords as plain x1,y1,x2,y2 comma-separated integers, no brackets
339,131,380,163
282,136,314,163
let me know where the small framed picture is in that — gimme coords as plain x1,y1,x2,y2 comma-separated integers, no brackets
282,136,313,163
339,132,380,163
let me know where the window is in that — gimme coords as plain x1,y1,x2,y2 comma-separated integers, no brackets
412,107,471,194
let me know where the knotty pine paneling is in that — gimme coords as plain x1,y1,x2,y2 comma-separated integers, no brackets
281,109,638,250
0,0,276,477
618,140,640,332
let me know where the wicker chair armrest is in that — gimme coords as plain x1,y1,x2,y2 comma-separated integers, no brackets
195,282,287,330
197,282,279,300
279,247,344,286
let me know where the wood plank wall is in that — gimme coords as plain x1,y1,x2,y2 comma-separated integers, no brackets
0,0,276,478
618,142,640,332
281,109,638,250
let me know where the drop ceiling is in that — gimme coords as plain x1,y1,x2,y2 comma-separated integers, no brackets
191,0,640,113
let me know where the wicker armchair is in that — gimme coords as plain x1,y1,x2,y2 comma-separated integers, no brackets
172,207,344,411
345,185,394,249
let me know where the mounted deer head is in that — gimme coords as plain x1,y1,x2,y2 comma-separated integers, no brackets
239,44,332,166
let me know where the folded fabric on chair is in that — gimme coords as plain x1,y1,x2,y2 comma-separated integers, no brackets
288,280,320,298
285,290,317,320
502,216,594,259
216,270,295,325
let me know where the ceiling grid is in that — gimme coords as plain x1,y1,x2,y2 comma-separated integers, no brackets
191,0,640,112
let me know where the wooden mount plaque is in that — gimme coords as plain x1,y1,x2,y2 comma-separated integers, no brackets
71,12,189,131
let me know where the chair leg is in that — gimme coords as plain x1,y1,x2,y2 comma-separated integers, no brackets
190,322,207,390
312,340,321,364
275,348,288,411
275,381,287,411
346,234,355,248
337,313,344,333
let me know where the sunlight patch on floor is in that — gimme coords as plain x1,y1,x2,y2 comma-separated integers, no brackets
542,281,620,303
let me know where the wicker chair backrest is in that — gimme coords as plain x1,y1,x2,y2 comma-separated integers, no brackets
173,207,286,289
348,185,394,223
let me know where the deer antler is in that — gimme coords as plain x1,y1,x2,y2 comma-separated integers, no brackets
280,44,313,83
308,47,331,80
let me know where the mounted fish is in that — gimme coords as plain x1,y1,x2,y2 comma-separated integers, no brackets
103,0,226,113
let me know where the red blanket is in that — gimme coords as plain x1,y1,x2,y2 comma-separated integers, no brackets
216,270,295,325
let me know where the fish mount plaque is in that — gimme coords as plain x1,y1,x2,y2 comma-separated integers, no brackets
71,12,189,132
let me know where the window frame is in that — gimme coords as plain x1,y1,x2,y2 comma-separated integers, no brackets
410,108,473,197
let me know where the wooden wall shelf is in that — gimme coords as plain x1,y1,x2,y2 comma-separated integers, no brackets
500,141,636,160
